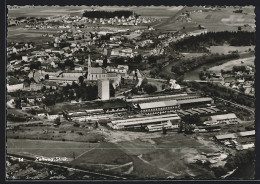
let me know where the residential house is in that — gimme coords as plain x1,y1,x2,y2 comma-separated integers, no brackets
74,66,83,71
7,83,24,92
30,83,43,91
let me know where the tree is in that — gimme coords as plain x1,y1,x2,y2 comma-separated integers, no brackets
30,61,41,70
162,127,167,134
64,60,75,69
178,121,184,133
103,58,108,67
45,74,49,80
78,76,84,85
143,84,157,94
41,86,46,92
147,56,157,64
54,117,61,126
43,95,56,106
184,124,195,134
134,54,142,63
141,78,148,87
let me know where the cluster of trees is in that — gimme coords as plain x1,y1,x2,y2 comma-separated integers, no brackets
182,114,202,126
177,121,196,134
15,16,47,22
83,10,137,19
183,81,255,108
111,55,143,65
63,82,98,101
232,65,247,73
131,78,158,95
172,53,239,76
29,61,42,70
212,148,255,178
140,78,158,94
7,113,27,122
170,31,255,52
41,82,99,106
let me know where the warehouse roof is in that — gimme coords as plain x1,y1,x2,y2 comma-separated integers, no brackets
115,115,180,127
211,113,237,121
215,133,237,140
177,97,212,105
111,114,179,125
237,130,255,137
138,100,178,110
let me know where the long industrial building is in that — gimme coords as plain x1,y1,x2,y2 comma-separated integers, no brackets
137,100,180,115
177,97,213,109
108,113,181,130
135,97,214,115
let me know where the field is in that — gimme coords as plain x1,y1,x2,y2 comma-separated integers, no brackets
7,138,99,160
208,56,255,72
8,26,56,43
8,6,183,18
156,6,255,32
6,122,104,142
6,123,225,178
69,130,223,178
209,46,254,54
190,6,255,32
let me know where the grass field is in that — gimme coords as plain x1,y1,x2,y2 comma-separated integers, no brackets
156,6,255,32
208,56,255,72
7,138,99,160
209,46,254,54
190,7,255,32
7,123,104,142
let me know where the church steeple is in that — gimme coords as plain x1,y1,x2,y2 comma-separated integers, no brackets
88,54,91,68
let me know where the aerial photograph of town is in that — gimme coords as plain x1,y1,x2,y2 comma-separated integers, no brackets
6,5,255,180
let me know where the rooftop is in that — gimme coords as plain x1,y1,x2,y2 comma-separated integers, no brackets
237,130,255,137
177,97,212,105
138,100,178,110
89,67,107,74
215,133,237,140
211,113,237,121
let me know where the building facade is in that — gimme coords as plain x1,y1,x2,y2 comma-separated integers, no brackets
137,100,180,115
98,79,110,100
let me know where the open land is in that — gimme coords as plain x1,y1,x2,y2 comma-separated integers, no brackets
208,56,255,73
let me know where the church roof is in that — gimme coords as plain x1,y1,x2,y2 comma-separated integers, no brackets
89,67,107,74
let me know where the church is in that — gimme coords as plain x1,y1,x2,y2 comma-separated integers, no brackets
87,55,108,80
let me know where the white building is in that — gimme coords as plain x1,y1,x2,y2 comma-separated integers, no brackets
98,80,110,101
7,83,24,92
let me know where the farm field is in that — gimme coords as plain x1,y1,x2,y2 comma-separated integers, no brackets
208,56,255,72
209,46,254,54
156,6,255,32
190,6,255,32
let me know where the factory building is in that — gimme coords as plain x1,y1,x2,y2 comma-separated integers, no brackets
177,97,213,109
204,113,238,125
108,113,181,130
137,100,180,115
